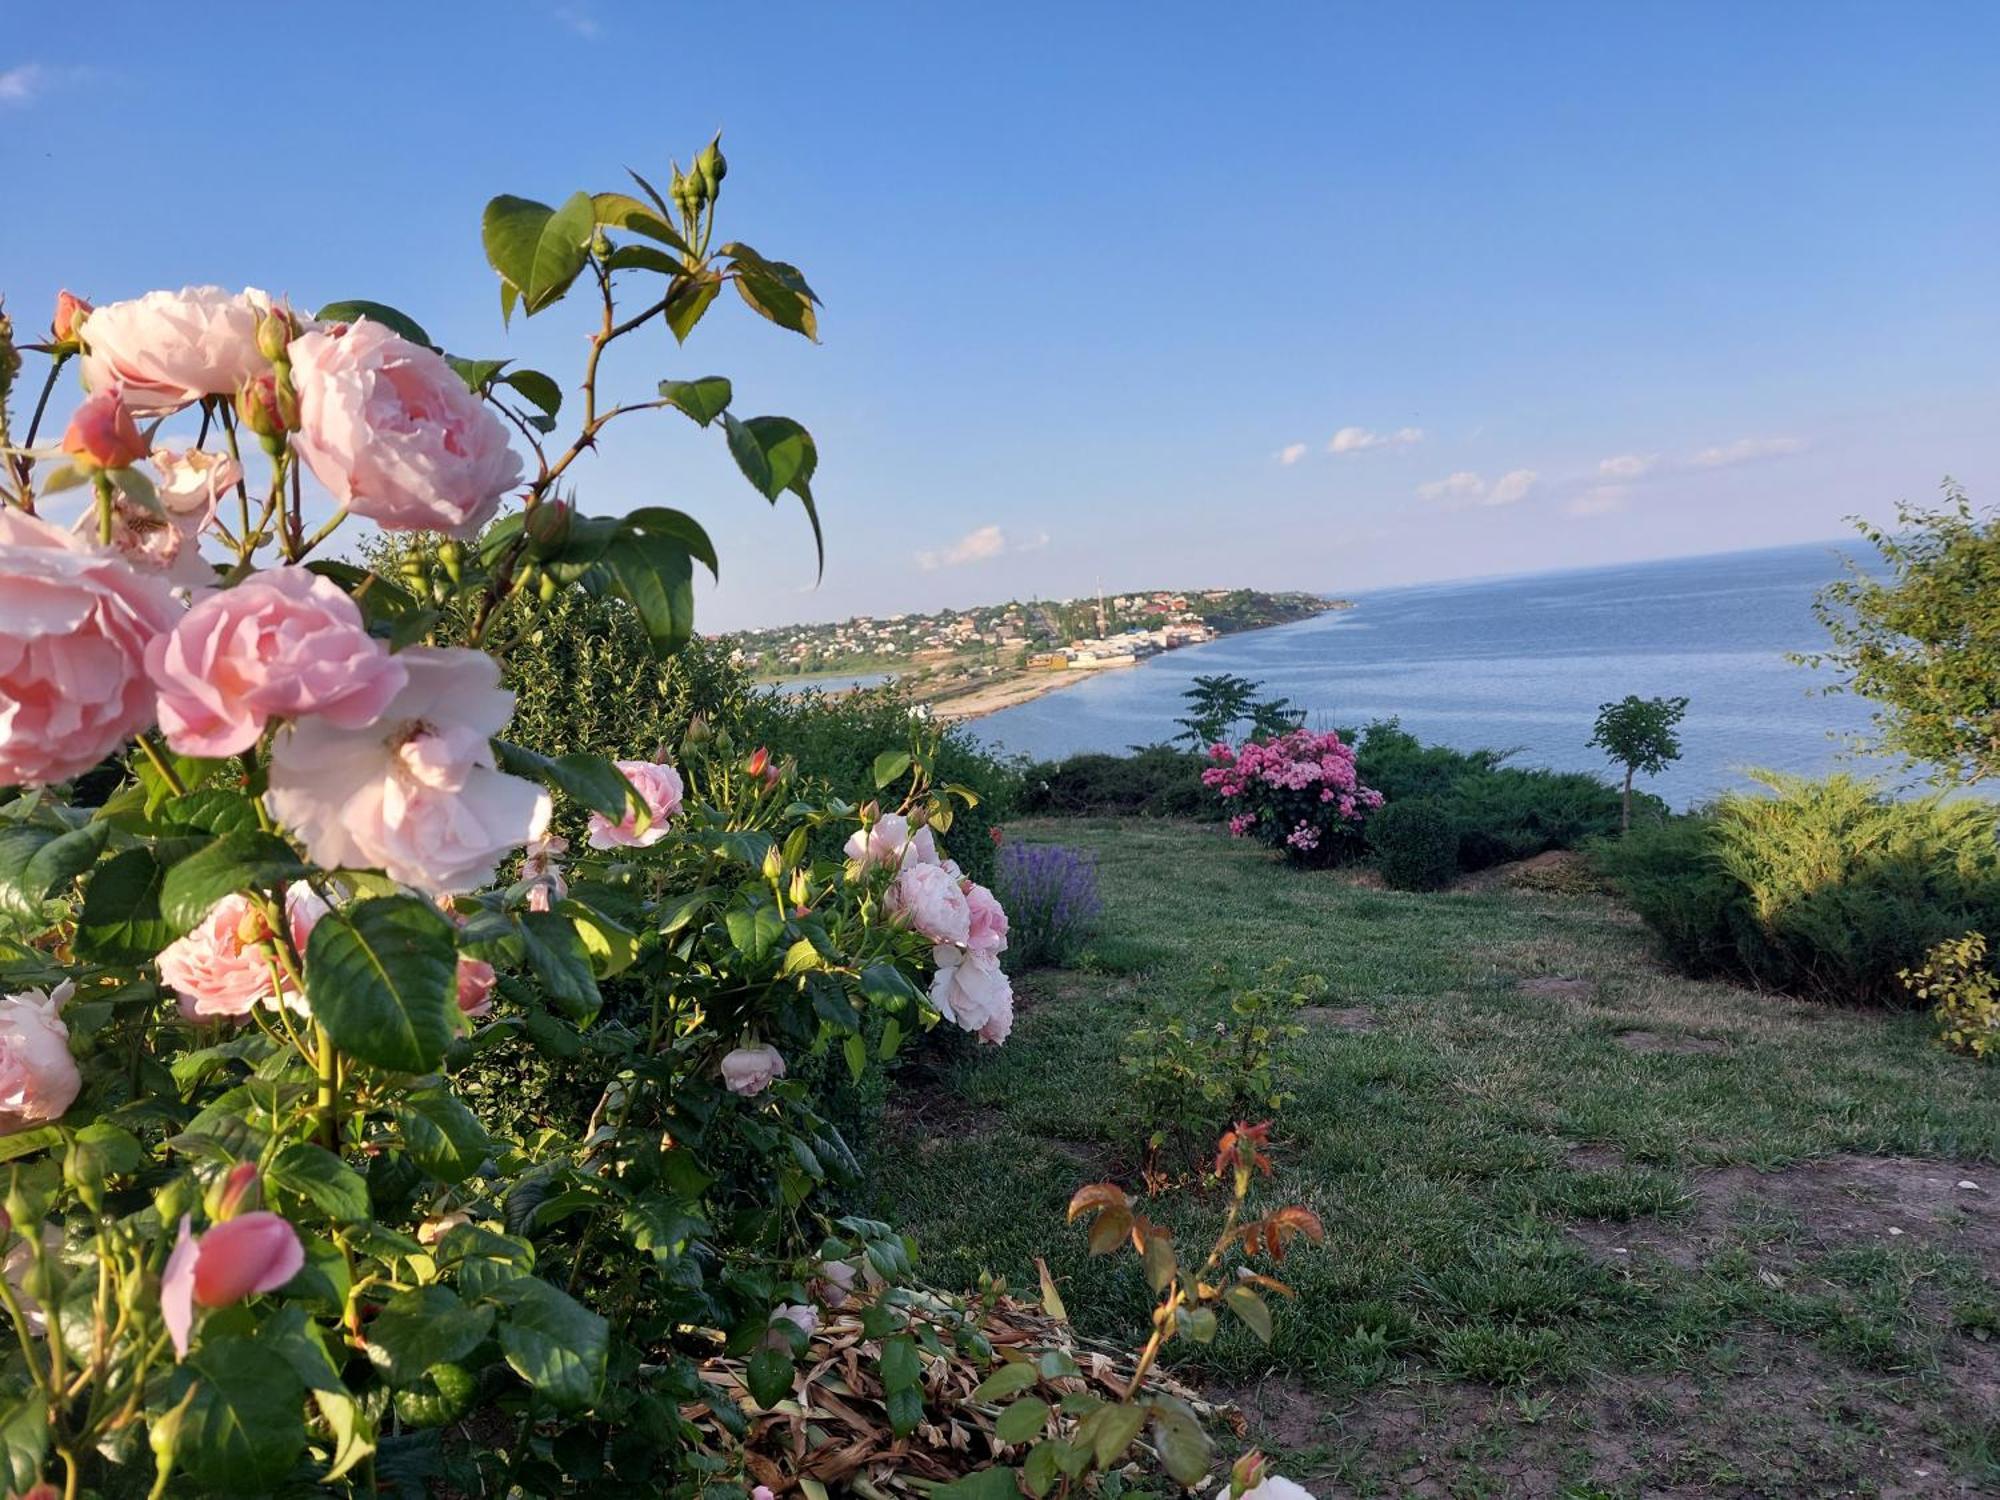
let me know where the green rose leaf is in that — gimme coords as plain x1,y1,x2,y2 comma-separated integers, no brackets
76,848,175,962
483,191,595,317
745,1346,793,1409
971,1361,1039,1402
267,1142,370,1223
1147,1394,1213,1486
872,750,913,790
0,1392,47,1495
503,368,563,419
657,376,733,427
995,1395,1050,1445
491,741,639,823
158,831,307,937
492,1278,608,1412
733,270,819,341
721,414,822,578
306,896,458,1074
517,911,602,1019
316,300,434,347
0,821,108,921
1223,1284,1274,1343
591,190,691,254
879,1334,922,1393
724,893,785,964
393,1085,491,1184
1081,1400,1148,1467
364,1286,494,1387
664,270,722,344
169,1335,308,1491
595,508,720,657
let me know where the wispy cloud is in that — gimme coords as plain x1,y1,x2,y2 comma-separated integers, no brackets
1328,424,1424,455
1567,486,1629,518
551,4,601,38
916,523,1024,571
1690,434,1804,469
1276,442,1308,466
0,64,46,106
1597,453,1656,479
1417,468,1536,507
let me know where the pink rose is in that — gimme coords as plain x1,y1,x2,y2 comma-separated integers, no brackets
160,1210,304,1359
1239,1476,1318,1500
456,956,496,1018
60,386,148,470
52,290,90,344
78,286,277,415
764,1302,819,1350
929,946,1013,1045
0,981,80,1133
146,567,408,758
519,832,568,911
843,813,938,871
585,760,685,850
264,647,550,895
0,507,178,786
963,881,1009,957
150,447,241,524
288,320,522,536
888,862,971,947
818,1258,858,1308
157,886,325,1022
720,1044,786,1096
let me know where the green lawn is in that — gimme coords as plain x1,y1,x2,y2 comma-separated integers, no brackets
875,818,2000,1497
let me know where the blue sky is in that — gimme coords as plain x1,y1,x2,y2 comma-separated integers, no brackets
4,1,1997,630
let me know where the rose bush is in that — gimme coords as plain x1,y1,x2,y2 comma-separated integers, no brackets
0,139,1029,1497
1203,727,1383,866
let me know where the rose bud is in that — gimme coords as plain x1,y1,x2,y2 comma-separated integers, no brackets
52,290,91,345
254,305,297,365
206,1161,262,1221
235,370,297,443
60,387,148,471
160,1210,305,1359
745,747,770,779
524,496,572,556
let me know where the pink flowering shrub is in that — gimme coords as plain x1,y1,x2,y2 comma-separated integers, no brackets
1203,727,1384,865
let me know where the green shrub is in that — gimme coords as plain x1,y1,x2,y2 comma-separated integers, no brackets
1370,798,1462,891
1597,771,2000,1005
1017,744,1212,819
1901,932,2000,1060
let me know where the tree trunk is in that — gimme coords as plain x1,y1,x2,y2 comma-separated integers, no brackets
1621,766,1633,833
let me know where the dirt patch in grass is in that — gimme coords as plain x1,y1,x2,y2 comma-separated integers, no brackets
1567,1154,2000,1270
1614,1028,1728,1056
1300,1005,1379,1033
1515,975,1594,1000
1456,850,1597,895
883,1087,1006,1144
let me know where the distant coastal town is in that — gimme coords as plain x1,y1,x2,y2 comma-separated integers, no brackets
720,587,1347,718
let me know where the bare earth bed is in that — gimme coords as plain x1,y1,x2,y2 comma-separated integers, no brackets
875,819,2000,1497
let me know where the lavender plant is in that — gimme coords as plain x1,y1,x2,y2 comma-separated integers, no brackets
994,838,1103,968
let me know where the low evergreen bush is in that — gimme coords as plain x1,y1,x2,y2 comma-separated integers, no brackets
1017,744,1211,819
1370,798,1462,891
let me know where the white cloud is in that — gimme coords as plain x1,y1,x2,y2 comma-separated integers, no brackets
1328,425,1424,454
1567,486,1629,517
1417,468,1536,507
916,524,1009,571
1690,435,1804,469
0,65,44,105
1597,453,1656,479
1417,470,1485,502
1276,442,1308,466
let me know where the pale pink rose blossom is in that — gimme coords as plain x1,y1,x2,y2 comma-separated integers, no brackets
149,447,242,524
1240,1476,1318,1500
146,567,408,758
843,813,938,871
752,1488,776,1500
161,1210,304,1360
818,1258,858,1308
764,1302,819,1350
157,886,326,1021
0,981,80,1134
265,647,549,895
78,286,277,415
456,956,497,1018
720,1044,786,1096
586,760,684,850
3,1223,63,1336
288,319,523,536
0,506,178,785
519,831,569,911
929,946,1013,1046
75,492,214,591
962,881,1009,957
887,862,971,947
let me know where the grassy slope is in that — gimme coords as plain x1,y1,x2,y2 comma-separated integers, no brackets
876,818,2000,1497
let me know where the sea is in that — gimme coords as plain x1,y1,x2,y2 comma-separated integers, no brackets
970,541,1900,810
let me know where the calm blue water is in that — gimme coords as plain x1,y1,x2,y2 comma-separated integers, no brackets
971,542,1895,809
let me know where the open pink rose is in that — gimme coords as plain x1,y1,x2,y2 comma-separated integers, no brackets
888,862,971,947
288,319,522,536
963,881,1009,957
720,1044,786,1096
843,812,938,871
150,447,241,524
764,1302,818,1351
61,386,148,471
456,956,496,1018
586,761,684,850
161,1210,304,1359
157,886,326,1021
265,646,550,895
146,566,407,758
0,507,178,786
0,981,81,1133
78,286,277,415
929,945,1013,1046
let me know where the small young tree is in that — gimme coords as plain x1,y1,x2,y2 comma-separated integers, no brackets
1590,694,1688,830
1175,672,1301,747
1802,485,2000,786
